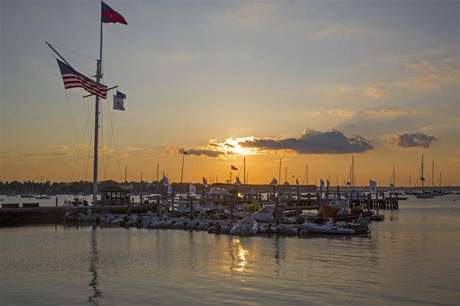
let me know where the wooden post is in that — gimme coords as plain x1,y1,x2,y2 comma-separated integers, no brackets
230,195,234,221
171,188,175,213
55,197,58,207
376,192,379,210
127,194,131,215
297,185,300,205
367,193,371,210
319,185,323,204
275,196,279,225
189,196,194,220
235,184,238,206
202,184,205,204
139,194,143,215
156,195,161,216
337,185,340,200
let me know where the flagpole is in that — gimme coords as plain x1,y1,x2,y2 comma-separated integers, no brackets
93,1,103,206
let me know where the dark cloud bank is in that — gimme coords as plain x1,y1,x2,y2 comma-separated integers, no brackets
386,132,438,148
241,128,373,154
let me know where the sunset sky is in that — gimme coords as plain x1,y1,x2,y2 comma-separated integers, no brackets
1,0,459,186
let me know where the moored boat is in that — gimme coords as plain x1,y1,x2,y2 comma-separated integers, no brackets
301,218,355,235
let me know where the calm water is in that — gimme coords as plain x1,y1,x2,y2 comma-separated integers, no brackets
1,196,459,305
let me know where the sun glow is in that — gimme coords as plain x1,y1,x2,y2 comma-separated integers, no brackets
219,137,259,156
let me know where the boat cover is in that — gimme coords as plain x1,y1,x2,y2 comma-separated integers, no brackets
243,199,261,213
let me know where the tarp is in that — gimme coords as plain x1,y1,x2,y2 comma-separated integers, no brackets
321,202,341,220
243,199,261,213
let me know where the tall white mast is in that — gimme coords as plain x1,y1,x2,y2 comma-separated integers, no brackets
92,0,103,206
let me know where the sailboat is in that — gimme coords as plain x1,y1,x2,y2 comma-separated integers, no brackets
416,156,435,198
48,1,127,206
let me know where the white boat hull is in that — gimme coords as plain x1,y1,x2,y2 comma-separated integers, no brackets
301,222,355,234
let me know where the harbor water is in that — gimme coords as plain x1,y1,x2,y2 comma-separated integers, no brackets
1,195,459,305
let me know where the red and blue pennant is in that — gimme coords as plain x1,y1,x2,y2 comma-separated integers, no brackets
102,2,127,25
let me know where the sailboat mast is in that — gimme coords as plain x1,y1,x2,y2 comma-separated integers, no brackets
156,164,159,194
92,1,103,206
243,157,246,186
432,161,434,188
279,159,282,185
421,155,424,192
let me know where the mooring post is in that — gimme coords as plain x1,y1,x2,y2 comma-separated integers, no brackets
230,195,234,221
189,196,194,220
367,193,371,210
155,195,160,216
171,189,175,213
275,196,279,225
55,197,58,207
127,195,131,215
297,185,300,205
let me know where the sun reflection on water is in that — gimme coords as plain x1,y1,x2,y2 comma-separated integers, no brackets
230,238,249,274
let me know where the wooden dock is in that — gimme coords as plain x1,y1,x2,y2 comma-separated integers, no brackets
0,205,146,227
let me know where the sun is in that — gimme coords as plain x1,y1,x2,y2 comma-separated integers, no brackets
220,137,259,156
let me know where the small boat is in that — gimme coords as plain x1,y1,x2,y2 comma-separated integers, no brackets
416,192,435,199
36,195,51,199
175,200,202,214
370,213,385,221
302,218,355,235
64,196,89,207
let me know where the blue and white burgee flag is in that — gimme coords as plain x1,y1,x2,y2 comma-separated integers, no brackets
296,178,299,187
113,91,126,111
370,180,377,193
235,177,241,186
389,183,395,193
320,179,325,188
167,185,172,195
202,177,208,187
190,183,196,194
163,175,169,186
271,178,278,186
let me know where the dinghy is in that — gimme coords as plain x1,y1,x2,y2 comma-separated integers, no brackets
301,218,355,235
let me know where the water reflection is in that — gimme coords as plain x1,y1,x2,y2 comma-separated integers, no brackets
229,238,248,273
274,236,280,277
88,226,102,305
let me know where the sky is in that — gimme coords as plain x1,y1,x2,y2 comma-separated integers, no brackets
1,0,459,187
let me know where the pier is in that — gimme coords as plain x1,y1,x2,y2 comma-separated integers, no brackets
0,205,146,227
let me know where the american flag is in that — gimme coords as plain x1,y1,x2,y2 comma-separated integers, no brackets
56,59,108,99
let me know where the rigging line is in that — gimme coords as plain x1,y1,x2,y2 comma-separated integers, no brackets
85,104,95,181
51,43,98,61
54,54,96,77
104,99,115,177
237,161,243,178
70,101,94,182
101,64,118,87
100,105,105,182
64,90,80,145
107,106,123,182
